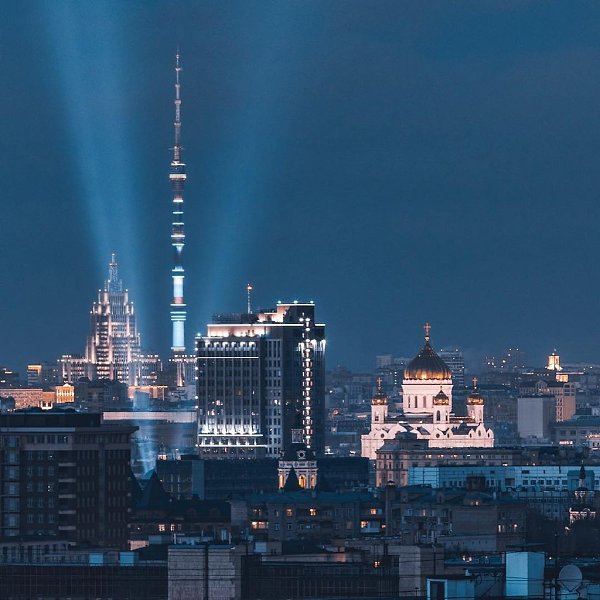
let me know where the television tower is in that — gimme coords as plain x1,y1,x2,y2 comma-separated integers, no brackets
169,52,187,385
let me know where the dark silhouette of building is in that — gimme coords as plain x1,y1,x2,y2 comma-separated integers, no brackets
0,408,136,548
155,455,369,500
130,472,232,543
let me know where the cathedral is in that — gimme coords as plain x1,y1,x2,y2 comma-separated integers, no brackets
361,324,494,459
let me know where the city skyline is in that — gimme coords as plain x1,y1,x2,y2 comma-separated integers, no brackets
3,2,600,372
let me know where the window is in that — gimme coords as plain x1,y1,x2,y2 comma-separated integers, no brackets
286,508,293,517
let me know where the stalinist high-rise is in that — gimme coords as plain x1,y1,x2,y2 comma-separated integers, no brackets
84,253,142,385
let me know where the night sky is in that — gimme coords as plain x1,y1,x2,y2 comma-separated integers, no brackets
2,1,600,373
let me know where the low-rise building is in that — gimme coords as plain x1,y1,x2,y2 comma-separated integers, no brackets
234,488,384,541
375,433,520,487
383,479,527,552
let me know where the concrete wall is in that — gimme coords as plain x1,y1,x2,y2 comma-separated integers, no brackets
168,545,242,600
505,551,545,599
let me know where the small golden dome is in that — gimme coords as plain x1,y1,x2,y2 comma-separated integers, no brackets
372,377,388,405
467,377,484,405
467,392,484,405
433,388,450,405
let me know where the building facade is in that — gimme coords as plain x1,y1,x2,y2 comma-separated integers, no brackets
517,394,556,442
375,434,520,487
0,409,135,547
196,302,326,458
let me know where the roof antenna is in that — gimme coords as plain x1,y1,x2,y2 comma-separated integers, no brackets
247,283,253,314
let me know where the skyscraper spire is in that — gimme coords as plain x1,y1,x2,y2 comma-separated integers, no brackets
107,252,122,293
169,51,187,368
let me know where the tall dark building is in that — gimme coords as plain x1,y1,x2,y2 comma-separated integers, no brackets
0,409,136,548
196,302,326,458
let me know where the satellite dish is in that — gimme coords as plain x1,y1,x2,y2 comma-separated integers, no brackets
558,564,583,593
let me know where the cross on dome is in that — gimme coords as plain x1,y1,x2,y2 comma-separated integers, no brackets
424,322,431,341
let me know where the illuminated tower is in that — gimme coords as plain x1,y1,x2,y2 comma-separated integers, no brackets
170,52,187,385
85,253,141,384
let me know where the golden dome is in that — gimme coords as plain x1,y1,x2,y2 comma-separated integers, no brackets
433,388,450,405
467,377,484,404
467,391,484,405
371,377,388,405
404,324,452,381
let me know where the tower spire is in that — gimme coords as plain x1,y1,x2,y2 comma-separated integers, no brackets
170,50,187,372
173,51,182,162
107,252,122,293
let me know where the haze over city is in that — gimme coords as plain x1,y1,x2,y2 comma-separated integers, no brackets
2,2,600,370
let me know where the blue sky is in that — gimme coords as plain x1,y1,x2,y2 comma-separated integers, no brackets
2,1,600,372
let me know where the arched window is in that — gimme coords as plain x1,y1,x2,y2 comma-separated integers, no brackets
298,475,306,488
436,410,440,421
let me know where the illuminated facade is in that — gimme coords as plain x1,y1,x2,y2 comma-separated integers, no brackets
59,354,89,383
362,324,494,459
84,253,142,385
547,350,562,372
196,302,326,458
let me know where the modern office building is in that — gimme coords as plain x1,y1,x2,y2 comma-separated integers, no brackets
0,408,136,547
438,348,465,387
196,302,326,458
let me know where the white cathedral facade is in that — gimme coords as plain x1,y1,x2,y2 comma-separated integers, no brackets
361,325,494,459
